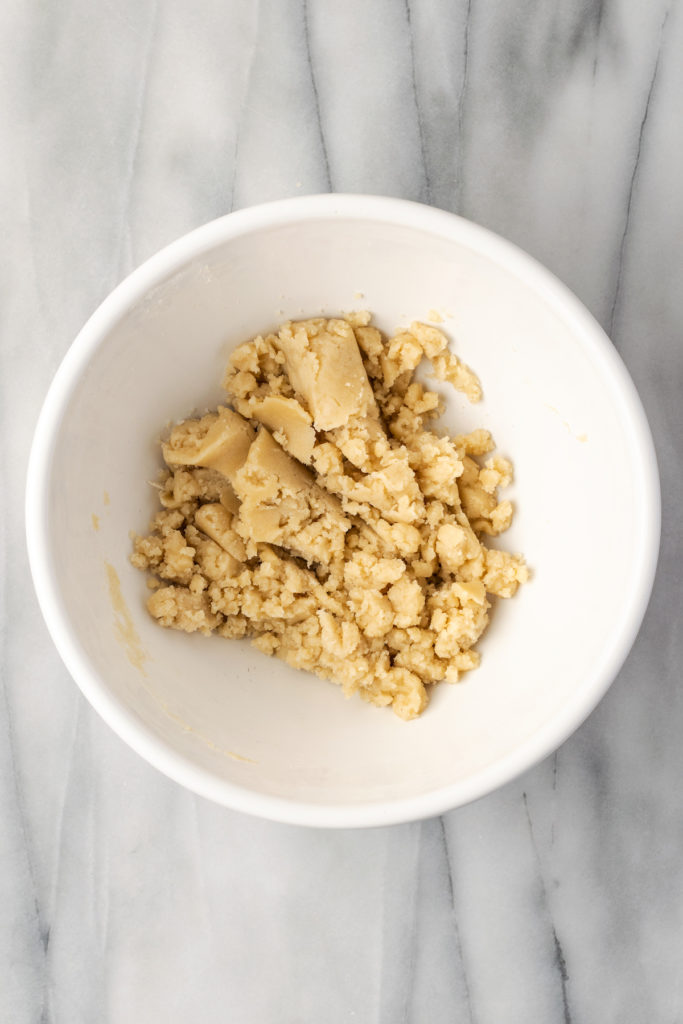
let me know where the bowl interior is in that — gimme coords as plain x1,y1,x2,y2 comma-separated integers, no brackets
34,204,656,822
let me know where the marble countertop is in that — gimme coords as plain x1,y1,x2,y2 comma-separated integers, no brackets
2,1,681,1020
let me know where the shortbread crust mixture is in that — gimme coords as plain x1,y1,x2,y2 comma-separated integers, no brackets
131,314,528,719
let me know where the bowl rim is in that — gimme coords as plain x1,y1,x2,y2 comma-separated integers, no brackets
25,193,661,828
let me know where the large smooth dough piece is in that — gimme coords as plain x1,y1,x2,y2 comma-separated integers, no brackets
233,428,350,565
162,407,255,483
276,318,376,430
248,394,316,464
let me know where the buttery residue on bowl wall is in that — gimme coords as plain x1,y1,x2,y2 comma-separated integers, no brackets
104,561,148,674
544,403,589,443
104,563,255,764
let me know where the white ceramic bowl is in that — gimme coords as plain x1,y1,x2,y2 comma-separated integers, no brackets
26,195,660,827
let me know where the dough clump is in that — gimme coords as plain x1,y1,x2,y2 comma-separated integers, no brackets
132,315,528,720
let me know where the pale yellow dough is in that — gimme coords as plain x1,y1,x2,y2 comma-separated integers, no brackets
132,315,528,720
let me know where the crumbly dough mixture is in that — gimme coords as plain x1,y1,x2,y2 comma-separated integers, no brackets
131,314,528,720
